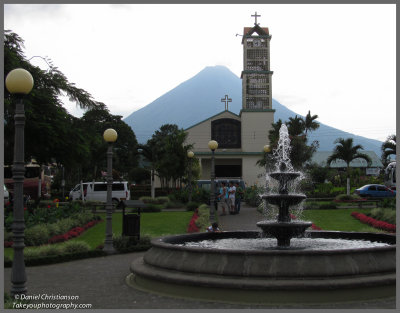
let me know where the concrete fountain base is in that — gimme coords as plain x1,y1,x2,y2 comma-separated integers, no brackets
128,231,396,304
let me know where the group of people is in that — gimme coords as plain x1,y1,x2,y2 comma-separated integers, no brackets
217,181,244,216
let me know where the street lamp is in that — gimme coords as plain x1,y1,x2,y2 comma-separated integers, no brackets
103,128,117,254
5,68,34,296
263,144,271,170
187,151,194,202
208,140,218,222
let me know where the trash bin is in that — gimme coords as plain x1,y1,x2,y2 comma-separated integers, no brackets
121,200,146,239
123,213,140,238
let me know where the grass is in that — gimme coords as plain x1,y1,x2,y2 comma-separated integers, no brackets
4,211,194,259
299,208,384,233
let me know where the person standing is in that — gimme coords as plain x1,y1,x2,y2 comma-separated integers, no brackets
235,182,244,214
228,182,236,215
218,182,227,216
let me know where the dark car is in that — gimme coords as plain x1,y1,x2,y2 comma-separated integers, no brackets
354,184,396,198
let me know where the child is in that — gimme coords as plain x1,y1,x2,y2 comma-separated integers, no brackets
206,222,221,232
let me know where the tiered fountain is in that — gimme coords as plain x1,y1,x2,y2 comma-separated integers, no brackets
257,124,311,247
127,125,396,305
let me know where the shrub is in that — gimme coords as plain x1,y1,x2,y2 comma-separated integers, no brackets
156,196,170,204
36,244,62,257
4,231,13,242
335,194,362,201
377,198,396,209
25,225,50,246
139,196,155,204
186,201,200,211
318,203,337,210
24,247,41,259
61,241,90,254
55,218,76,234
369,208,396,225
244,185,264,207
113,235,151,253
46,223,62,237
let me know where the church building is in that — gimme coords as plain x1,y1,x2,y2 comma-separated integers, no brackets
185,13,274,186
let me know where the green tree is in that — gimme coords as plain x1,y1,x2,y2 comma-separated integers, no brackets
259,113,320,170
303,110,319,135
4,30,100,169
381,134,396,165
327,138,372,195
145,124,193,189
78,105,139,180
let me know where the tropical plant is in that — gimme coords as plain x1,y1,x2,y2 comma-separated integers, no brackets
259,112,320,170
327,138,372,195
303,110,319,135
381,134,396,164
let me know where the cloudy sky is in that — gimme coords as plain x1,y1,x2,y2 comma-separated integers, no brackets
4,3,396,142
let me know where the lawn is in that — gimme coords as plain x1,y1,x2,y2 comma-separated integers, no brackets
299,208,384,232
4,211,194,259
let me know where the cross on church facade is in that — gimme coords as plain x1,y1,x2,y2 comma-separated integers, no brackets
221,95,232,111
251,11,261,25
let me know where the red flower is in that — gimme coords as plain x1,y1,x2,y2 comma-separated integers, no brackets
351,211,396,233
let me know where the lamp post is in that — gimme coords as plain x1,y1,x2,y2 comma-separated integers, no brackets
187,151,194,202
263,144,271,169
103,128,117,254
208,140,218,222
5,68,34,296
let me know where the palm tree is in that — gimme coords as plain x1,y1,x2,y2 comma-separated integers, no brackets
381,134,396,164
303,110,319,135
327,138,372,195
286,115,304,137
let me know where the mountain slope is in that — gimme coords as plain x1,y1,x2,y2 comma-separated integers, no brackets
124,66,382,156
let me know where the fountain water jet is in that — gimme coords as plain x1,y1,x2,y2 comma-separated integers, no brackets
127,125,396,305
256,124,311,247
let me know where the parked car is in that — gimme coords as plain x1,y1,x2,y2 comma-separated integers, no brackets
69,181,130,205
354,184,396,198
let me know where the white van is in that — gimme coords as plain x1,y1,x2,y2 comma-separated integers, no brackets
69,181,130,204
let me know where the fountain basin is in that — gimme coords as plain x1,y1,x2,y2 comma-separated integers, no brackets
128,231,396,304
256,220,313,247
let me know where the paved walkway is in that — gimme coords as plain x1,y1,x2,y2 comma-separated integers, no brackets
4,204,396,309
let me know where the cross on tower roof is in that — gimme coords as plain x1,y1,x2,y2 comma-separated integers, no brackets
221,95,232,111
251,11,261,25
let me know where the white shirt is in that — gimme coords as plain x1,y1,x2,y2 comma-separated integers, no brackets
228,186,236,199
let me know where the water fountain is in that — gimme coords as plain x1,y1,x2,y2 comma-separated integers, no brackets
127,125,396,305
256,124,312,247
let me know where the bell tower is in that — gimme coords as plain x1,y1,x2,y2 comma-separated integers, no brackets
240,12,275,153
241,12,273,110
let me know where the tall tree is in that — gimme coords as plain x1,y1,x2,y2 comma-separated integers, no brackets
381,134,396,165
4,30,101,167
78,105,139,180
303,110,319,135
259,113,320,170
327,138,372,195
145,124,192,189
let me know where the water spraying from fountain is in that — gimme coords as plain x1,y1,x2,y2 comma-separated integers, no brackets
256,124,311,247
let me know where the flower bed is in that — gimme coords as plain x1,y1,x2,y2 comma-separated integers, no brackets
5,219,102,247
351,211,396,233
186,211,200,233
